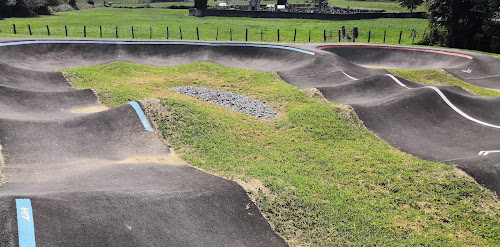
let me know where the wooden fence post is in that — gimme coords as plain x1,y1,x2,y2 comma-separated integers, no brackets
399,31,402,44
166,26,169,39
47,25,50,36
216,28,218,41
84,25,86,38
383,30,386,43
294,29,296,42
116,26,118,38
368,30,371,43
65,25,68,37
338,30,340,42
277,29,280,42
100,26,103,38
150,26,152,39
13,24,16,34
323,30,326,42
230,28,232,41
132,26,134,39
28,24,32,36
308,30,311,42
179,27,182,40
246,28,248,42
196,27,199,40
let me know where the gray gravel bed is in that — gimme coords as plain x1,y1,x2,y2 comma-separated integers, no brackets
176,86,276,120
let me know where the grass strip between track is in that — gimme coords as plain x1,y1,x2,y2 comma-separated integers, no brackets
61,61,500,246
386,68,500,97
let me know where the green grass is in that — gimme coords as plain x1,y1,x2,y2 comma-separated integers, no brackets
87,0,424,12
61,61,500,246
0,8,428,44
331,0,425,12
388,68,500,97
146,0,424,12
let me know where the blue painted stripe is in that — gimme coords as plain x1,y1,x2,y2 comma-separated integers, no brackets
15,199,36,247
128,101,154,132
0,40,315,55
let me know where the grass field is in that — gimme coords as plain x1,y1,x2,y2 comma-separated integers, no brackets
388,69,500,97
0,8,428,44
60,61,500,246
331,0,425,12
97,0,424,12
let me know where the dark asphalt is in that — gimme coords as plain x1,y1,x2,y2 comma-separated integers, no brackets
285,44,500,194
318,44,500,89
0,40,288,247
0,39,498,246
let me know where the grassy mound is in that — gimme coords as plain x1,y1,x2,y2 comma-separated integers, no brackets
61,61,500,246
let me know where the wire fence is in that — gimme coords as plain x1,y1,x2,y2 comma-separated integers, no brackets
8,24,424,45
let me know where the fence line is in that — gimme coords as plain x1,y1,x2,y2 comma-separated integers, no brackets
7,24,424,45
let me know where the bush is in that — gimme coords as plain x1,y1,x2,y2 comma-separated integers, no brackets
194,0,207,9
0,0,50,18
49,3,75,12
491,36,500,53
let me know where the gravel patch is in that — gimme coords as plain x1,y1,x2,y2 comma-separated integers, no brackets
176,86,276,120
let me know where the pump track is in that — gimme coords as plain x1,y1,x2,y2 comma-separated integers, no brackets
0,38,498,246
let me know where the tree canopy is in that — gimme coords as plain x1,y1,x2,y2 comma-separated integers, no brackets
425,0,500,52
277,0,287,5
194,0,207,9
1,0,52,18
399,0,423,13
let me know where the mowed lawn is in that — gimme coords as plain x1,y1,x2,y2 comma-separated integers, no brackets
225,0,425,12
61,61,500,246
92,0,425,12
0,8,428,44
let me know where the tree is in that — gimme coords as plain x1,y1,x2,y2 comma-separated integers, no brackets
0,0,47,18
484,0,500,52
313,0,324,7
426,0,490,49
399,0,423,13
194,0,207,9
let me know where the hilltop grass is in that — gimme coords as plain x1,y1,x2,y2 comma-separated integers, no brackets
387,68,500,97
0,8,428,44
61,61,500,246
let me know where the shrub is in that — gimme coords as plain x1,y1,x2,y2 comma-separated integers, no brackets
194,0,207,9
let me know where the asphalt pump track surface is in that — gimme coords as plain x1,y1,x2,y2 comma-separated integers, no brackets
0,39,498,246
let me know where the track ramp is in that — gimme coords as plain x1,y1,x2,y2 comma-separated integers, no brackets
0,40,289,247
